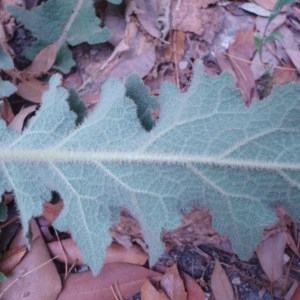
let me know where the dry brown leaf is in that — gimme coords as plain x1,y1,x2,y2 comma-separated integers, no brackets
218,26,258,105
285,280,299,300
0,99,14,123
0,12,16,54
1,0,24,8
25,43,57,76
182,272,206,300
57,262,162,300
160,263,187,300
256,232,286,282
39,223,57,243
127,0,161,38
3,68,48,103
105,243,148,265
48,239,148,266
0,219,62,300
239,3,271,17
42,201,64,224
17,77,49,103
173,0,218,10
228,26,258,104
141,279,169,300
272,63,298,85
172,5,224,43
280,27,300,71
0,246,27,274
252,0,277,11
8,226,26,249
8,105,37,132
63,72,83,94
107,43,155,80
163,208,232,253
211,259,235,300
80,92,101,108
292,282,300,300
99,20,138,71
104,3,127,47
48,238,82,265
84,21,155,90
111,209,145,251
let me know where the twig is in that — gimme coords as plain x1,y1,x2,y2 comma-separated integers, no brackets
224,52,297,71
110,282,124,300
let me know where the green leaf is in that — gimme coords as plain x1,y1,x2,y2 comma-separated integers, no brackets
269,0,296,23
0,45,16,98
52,44,76,74
0,62,299,275
265,31,284,43
7,0,111,72
254,33,263,58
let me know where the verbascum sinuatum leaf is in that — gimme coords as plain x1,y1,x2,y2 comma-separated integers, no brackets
0,61,299,274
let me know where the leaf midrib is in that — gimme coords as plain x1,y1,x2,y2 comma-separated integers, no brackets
0,150,298,171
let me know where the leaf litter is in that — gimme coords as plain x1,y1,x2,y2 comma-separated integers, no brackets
0,0,300,299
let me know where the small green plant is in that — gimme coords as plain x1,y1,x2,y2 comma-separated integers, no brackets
254,0,296,59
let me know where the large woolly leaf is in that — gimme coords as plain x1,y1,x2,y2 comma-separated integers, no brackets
7,0,111,72
0,45,17,98
107,0,122,4
0,45,14,70
0,80,17,98
125,74,159,131
0,62,299,274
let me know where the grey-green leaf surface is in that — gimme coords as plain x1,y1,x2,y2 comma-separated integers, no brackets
0,45,14,70
107,0,122,4
0,80,17,98
125,74,159,131
0,62,299,274
7,0,111,72
0,45,16,97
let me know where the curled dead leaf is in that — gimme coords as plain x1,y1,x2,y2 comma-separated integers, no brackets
182,272,206,300
141,279,169,300
0,219,62,300
160,263,187,300
8,105,37,132
48,239,148,266
256,232,286,282
211,259,235,300
42,201,64,224
57,262,162,300
0,245,27,274
17,77,48,103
